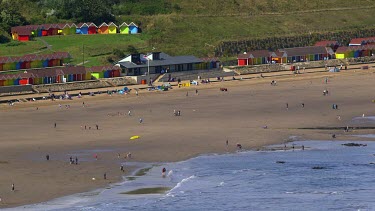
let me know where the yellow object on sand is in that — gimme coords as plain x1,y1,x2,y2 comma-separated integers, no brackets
130,136,140,140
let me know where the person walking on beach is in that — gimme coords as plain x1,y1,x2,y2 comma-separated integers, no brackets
54,122,57,128
12,183,15,191
302,103,305,108
286,103,289,110
120,165,124,172
46,154,50,161
75,157,78,165
104,173,107,180
186,91,189,97
139,118,143,124
195,89,198,95
128,110,131,116
162,168,167,177
96,124,99,130
226,139,228,146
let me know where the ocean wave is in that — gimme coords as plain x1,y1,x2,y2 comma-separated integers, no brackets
168,175,196,193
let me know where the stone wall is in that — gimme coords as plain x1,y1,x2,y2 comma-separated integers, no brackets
33,80,111,93
0,85,34,96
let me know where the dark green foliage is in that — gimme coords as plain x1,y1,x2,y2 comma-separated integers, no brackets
113,0,173,16
0,1,28,32
214,27,375,57
126,45,138,54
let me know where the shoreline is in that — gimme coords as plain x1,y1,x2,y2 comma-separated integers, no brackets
1,67,375,208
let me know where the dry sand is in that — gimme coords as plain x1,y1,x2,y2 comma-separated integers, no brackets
1,66,375,208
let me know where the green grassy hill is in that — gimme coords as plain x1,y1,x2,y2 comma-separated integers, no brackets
2,0,375,66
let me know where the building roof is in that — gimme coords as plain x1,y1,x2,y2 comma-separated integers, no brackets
336,45,375,53
279,46,334,56
77,23,89,28
118,52,201,69
314,40,339,47
119,22,128,28
108,22,118,27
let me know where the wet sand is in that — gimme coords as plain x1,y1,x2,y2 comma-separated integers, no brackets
1,67,375,207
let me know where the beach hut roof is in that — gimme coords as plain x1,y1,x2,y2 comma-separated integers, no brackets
87,65,121,73
349,37,375,46
87,22,97,27
128,22,138,27
98,22,108,28
119,22,128,28
69,23,77,28
57,23,70,29
108,22,118,27
77,22,89,28
279,46,334,56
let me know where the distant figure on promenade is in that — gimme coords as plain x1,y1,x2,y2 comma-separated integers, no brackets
54,123,57,128
104,173,107,180
286,103,289,110
226,140,228,146
96,124,99,130
46,154,50,161
302,103,305,108
12,183,15,191
75,157,78,165
196,89,198,95
120,165,124,172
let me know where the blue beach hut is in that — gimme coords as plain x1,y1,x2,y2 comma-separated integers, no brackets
128,22,138,34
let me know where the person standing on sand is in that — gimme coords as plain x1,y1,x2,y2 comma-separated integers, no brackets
75,157,78,165
104,173,107,180
120,165,124,172
196,89,198,95
54,122,57,128
302,103,305,108
226,140,228,146
186,92,189,97
46,154,50,161
96,124,99,130
162,168,167,177
286,103,289,110
12,183,15,191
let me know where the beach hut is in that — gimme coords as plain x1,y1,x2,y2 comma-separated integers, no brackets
237,53,249,66
76,23,89,34
17,28,32,42
108,22,117,34
278,46,334,62
88,22,97,34
98,22,109,34
119,22,129,34
128,22,138,34
57,23,71,35
69,23,77,35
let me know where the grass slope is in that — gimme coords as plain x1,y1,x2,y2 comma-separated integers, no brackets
1,0,375,64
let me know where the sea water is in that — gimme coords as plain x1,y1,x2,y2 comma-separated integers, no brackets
7,141,375,211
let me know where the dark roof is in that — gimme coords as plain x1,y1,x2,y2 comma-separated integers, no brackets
336,45,375,53
314,40,339,47
0,66,86,79
0,52,71,64
87,65,121,73
279,46,334,56
118,53,202,69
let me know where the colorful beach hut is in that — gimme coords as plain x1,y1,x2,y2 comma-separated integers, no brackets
278,46,334,62
69,23,77,35
57,23,71,35
128,22,138,34
76,23,89,34
98,22,109,34
108,22,117,34
87,22,97,34
119,22,129,34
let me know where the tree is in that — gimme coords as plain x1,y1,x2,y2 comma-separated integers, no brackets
54,0,115,24
0,0,27,32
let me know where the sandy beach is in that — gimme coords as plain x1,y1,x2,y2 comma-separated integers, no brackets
1,66,375,208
